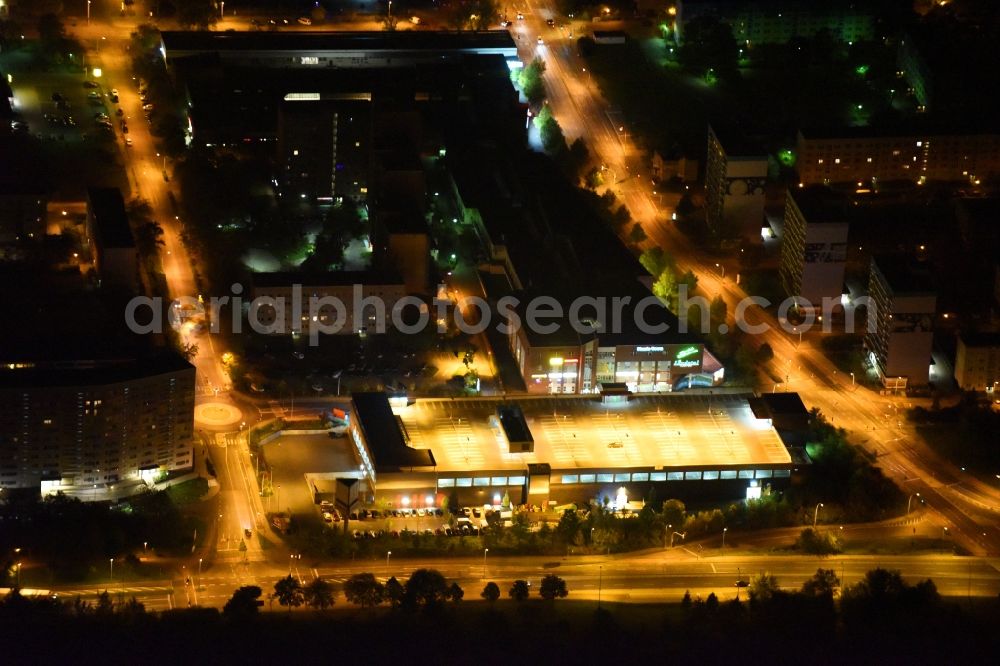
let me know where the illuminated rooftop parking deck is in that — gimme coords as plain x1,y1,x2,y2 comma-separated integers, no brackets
393,393,792,477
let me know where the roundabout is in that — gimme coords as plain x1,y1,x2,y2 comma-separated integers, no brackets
194,401,243,429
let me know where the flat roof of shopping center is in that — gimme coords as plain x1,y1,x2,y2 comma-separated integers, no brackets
392,392,792,475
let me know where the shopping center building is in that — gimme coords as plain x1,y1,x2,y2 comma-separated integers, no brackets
344,391,801,508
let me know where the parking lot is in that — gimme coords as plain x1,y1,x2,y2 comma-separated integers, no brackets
8,69,119,142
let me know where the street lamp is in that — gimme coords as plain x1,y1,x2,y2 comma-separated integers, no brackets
715,262,726,279
109,558,114,581
907,492,921,515
143,541,147,553
850,371,855,386
721,527,728,548
813,502,824,527
670,531,686,548
87,1,91,25
220,1,224,19
483,548,489,578
386,550,392,573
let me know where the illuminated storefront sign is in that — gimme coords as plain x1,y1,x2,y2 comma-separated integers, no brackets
675,346,699,360
636,346,664,353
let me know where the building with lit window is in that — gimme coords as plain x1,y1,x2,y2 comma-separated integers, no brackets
0,353,195,496
796,127,1000,187
505,287,723,395
705,124,768,241
160,30,519,70
865,256,937,390
250,270,407,337
954,332,1000,394
676,0,873,46
779,186,849,309
278,93,372,204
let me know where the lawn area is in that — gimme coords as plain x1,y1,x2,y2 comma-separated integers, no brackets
165,478,209,506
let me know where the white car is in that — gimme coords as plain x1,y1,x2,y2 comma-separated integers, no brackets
297,17,312,25
124,137,132,147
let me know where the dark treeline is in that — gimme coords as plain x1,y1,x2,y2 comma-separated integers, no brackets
1,567,998,665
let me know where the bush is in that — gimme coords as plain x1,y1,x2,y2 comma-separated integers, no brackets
796,527,843,555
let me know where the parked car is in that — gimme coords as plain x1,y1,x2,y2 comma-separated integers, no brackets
297,17,312,25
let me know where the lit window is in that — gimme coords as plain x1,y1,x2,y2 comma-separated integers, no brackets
834,158,840,164
561,474,579,484
292,149,299,156
916,141,922,147
817,158,824,164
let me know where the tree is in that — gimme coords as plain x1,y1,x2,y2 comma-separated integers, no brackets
801,569,840,598
481,582,501,604
652,269,677,303
629,223,648,244
661,499,687,530
678,269,699,295
640,247,674,278
509,579,530,602
37,13,64,49
518,58,547,104
748,573,781,603
447,582,464,603
555,509,581,544
385,576,405,609
539,575,568,601
467,0,500,31
677,16,739,80
302,578,335,610
681,590,692,610
223,585,262,618
272,575,304,610
343,573,385,608
705,592,719,610
174,0,219,30
796,527,842,555
710,295,727,326
534,105,567,154
404,569,449,608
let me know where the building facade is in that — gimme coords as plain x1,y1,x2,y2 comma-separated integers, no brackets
779,187,849,308
954,332,1000,393
0,186,46,245
250,271,407,337
865,257,937,389
0,355,195,495
705,125,768,241
796,129,1000,187
676,0,873,45
277,93,372,204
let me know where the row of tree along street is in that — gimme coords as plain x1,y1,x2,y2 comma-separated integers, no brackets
225,569,570,617
1,566,996,663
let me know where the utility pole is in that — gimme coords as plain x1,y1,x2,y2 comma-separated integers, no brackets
597,565,603,610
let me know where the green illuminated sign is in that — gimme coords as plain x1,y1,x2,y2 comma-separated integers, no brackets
675,346,699,360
